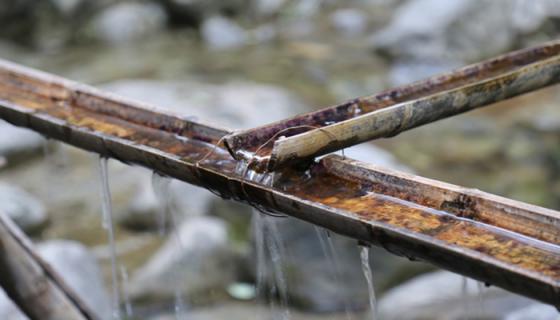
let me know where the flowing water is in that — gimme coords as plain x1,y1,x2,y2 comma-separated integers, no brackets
360,246,377,320
151,172,188,319
151,172,172,236
97,156,121,319
240,156,291,320
314,227,353,320
120,265,133,318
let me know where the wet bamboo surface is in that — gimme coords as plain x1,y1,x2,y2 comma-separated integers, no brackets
0,60,559,307
224,40,560,171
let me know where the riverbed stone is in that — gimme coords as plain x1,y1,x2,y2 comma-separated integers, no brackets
377,270,537,320
129,216,239,304
0,240,111,320
329,8,368,36
249,211,429,312
91,2,167,45
0,184,47,234
0,121,45,162
122,173,214,231
201,16,248,50
101,79,305,129
371,0,560,62
505,303,560,320
37,240,112,319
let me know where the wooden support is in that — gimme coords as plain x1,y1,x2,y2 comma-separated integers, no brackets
0,212,98,320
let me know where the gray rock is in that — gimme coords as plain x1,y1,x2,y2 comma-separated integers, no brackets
50,0,86,16
250,211,427,313
505,303,560,320
101,80,305,129
371,0,560,63
92,2,167,45
0,121,45,160
342,142,413,173
251,214,370,312
129,216,239,302
122,173,214,231
378,270,537,320
388,59,462,86
201,16,248,50
151,301,357,320
329,8,368,36
0,240,111,320
0,289,26,320
254,0,287,16
37,240,112,319
161,0,248,24
0,184,47,233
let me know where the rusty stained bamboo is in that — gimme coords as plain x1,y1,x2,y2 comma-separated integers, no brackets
0,212,98,320
0,59,559,307
224,40,560,171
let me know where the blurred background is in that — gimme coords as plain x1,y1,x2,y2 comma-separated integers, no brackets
0,0,560,319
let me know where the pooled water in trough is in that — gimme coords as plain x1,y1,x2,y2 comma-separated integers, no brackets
97,156,121,320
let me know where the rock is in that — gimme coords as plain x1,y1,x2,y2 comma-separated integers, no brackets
122,173,214,231
378,270,537,320
329,8,368,36
101,80,305,129
0,121,45,161
254,0,287,17
342,143,413,173
0,184,47,233
0,240,111,320
91,2,167,45
36,240,112,319
161,0,248,25
505,303,560,320
0,289,26,320
201,16,248,50
50,0,86,16
129,216,239,303
371,0,560,62
151,301,357,320
388,59,462,86
250,212,427,312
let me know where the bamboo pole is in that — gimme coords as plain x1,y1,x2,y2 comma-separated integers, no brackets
0,58,558,307
0,212,98,320
223,40,560,170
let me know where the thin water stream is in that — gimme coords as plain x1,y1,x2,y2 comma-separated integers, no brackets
97,156,121,320
360,246,377,320
314,226,353,320
151,172,188,319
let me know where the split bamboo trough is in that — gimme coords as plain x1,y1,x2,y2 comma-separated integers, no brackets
0,41,559,309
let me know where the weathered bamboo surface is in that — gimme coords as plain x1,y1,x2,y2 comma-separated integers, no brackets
224,41,560,171
0,212,98,320
0,60,559,307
